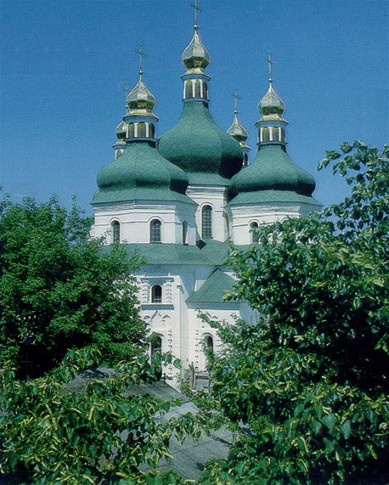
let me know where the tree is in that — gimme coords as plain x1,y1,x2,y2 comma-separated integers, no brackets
0,347,201,484
200,142,389,483
0,196,146,378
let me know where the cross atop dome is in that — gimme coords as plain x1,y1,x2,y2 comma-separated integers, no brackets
267,51,274,85
136,42,146,78
190,0,201,30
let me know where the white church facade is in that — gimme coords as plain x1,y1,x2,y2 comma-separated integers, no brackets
90,16,321,384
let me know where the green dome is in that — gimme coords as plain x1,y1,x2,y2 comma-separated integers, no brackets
92,142,191,205
158,101,243,185
229,145,317,203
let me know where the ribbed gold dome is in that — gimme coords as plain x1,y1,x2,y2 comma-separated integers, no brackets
227,111,249,143
258,83,285,118
182,28,211,70
126,76,156,113
115,120,127,140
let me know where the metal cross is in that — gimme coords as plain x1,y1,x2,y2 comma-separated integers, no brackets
135,42,146,77
190,0,201,29
267,51,274,84
232,90,240,113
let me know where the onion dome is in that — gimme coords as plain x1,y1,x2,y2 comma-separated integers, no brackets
229,144,319,206
126,76,158,118
182,26,211,70
115,120,127,140
158,101,243,185
258,83,285,119
227,91,250,152
91,142,192,205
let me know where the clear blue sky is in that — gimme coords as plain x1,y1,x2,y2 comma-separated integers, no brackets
1,0,388,213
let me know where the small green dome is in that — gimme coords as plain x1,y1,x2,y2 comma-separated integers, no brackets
92,142,191,205
229,145,316,201
182,28,211,70
158,102,243,185
259,83,285,117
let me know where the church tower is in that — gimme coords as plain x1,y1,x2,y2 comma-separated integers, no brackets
158,3,243,243
227,54,322,245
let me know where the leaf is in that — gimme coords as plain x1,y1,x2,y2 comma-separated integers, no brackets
321,413,336,432
341,420,351,440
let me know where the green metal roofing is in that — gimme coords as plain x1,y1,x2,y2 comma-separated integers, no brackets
229,144,318,204
92,141,193,206
229,189,322,206
158,101,243,184
186,269,237,304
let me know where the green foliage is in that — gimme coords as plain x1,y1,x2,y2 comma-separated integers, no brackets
0,348,202,484
0,196,146,377
200,142,389,483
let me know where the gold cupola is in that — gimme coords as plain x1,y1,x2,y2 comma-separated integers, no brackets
227,91,250,166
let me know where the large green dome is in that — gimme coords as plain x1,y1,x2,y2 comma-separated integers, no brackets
229,145,319,205
92,142,192,205
158,101,243,185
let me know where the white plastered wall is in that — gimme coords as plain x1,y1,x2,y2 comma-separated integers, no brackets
90,201,197,245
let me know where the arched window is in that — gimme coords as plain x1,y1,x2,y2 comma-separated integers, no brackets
195,79,201,98
150,333,162,355
150,219,161,243
203,81,208,99
272,127,279,142
205,335,213,353
128,123,135,138
138,122,146,138
111,221,120,244
149,123,155,138
151,285,162,303
185,81,193,99
243,153,248,167
262,127,270,142
250,221,259,243
202,205,212,239
182,221,188,245
281,127,286,143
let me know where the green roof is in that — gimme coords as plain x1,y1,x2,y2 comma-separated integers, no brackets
229,144,318,203
158,101,243,184
92,141,192,205
187,269,238,304
229,189,322,206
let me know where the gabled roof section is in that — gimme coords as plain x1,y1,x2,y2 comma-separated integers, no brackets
187,269,237,304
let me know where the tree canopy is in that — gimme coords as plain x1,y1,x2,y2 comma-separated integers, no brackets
200,142,389,483
0,196,146,378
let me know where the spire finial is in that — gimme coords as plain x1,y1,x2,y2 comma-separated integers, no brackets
267,51,273,85
233,90,240,115
136,42,146,79
190,0,201,30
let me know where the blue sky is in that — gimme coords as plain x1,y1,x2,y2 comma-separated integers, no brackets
1,0,388,213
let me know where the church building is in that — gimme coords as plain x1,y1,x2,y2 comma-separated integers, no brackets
90,12,321,384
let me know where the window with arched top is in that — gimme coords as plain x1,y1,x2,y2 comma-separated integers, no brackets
243,153,248,166
111,221,120,244
194,79,201,98
281,127,286,143
202,205,212,239
150,333,162,355
272,127,279,142
182,221,188,245
149,123,155,138
138,122,146,138
250,222,259,243
262,127,270,142
150,219,161,243
185,81,193,99
151,285,162,303
205,335,213,352
128,123,135,138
